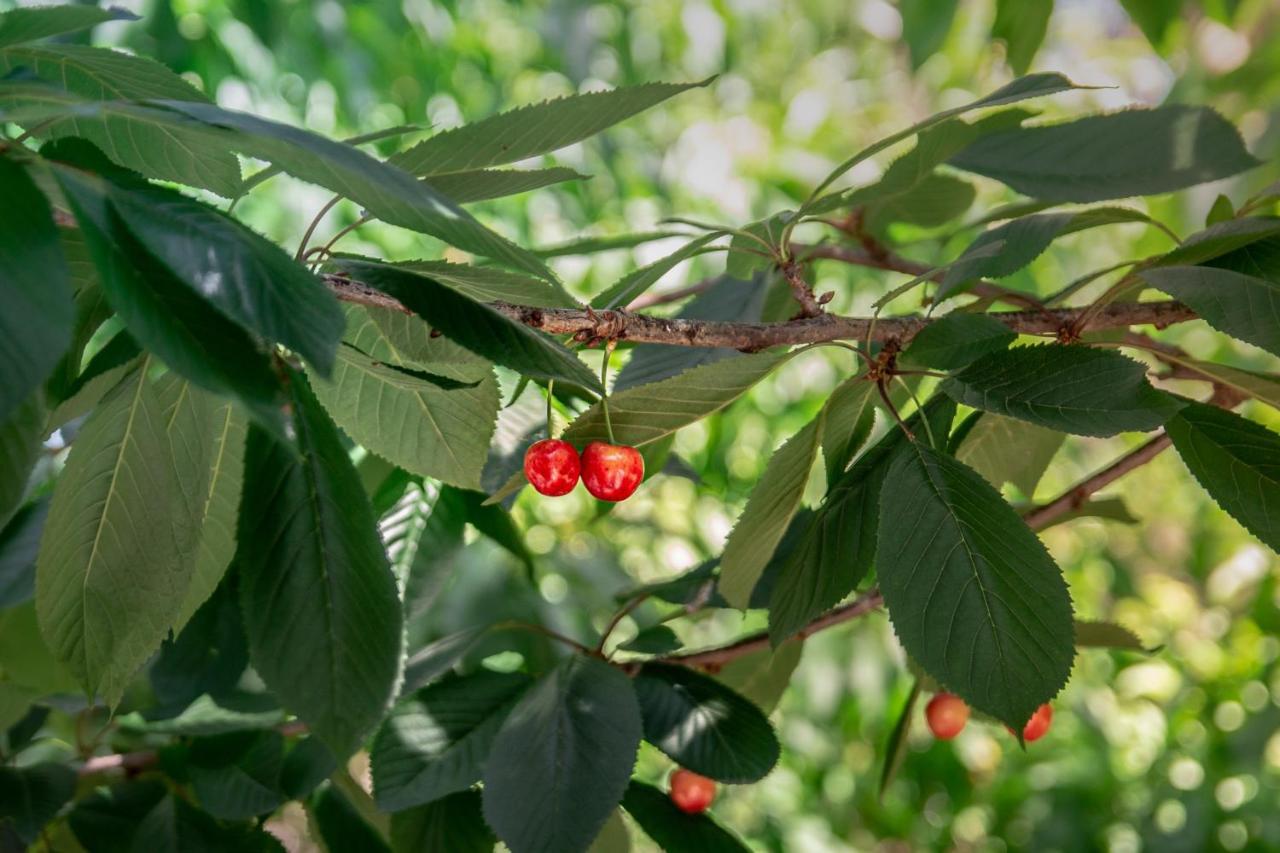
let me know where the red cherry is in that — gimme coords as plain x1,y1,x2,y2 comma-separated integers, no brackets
1021,703,1053,742
580,441,644,501
669,768,716,814
523,439,580,496
925,692,970,740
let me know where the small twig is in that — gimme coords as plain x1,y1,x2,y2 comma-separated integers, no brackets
598,593,651,656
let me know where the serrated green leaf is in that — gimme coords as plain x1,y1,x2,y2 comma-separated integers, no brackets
482,655,642,853
68,779,168,853
903,314,1016,369
0,499,47,608
621,781,750,853
592,232,726,310
715,640,803,714
634,664,780,783
992,0,1051,74
0,393,46,532
308,343,500,490
237,372,403,758
877,442,1075,731
949,106,1260,202
1141,265,1280,358
391,80,708,176
942,345,1183,437
390,790,495,853
279,738,337,801
619,625,683,655
334,259,601,392
385,258,579,309
101,177,344,373
189,733,284,820
0,159,72,424
954,413,1065,495
0,45,241,195
130,794,283,853
1165,401,1280,551
35,363,194,705
371,670,530,812
0,763,77,844
719,414,825,609
821,378,877,484
1155,218,1280,267
1074,619,1151,651
0,5,137,48
311,785,390,853
562,350,793,448
424,165,587,203
867,172,976,228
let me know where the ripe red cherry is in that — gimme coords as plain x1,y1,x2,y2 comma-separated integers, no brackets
925,692,970,740
1022,703,1053,742
580,441,644,502
523,439,580,496
669,768,716,814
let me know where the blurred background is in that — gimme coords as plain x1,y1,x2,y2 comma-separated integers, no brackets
10,0,1280,849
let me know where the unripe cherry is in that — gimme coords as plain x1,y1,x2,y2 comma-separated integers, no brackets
669,768,716,814
523,439,580,496
925,692,970,740
580,441,644,501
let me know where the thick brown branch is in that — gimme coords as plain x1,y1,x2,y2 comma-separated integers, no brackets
325,275,1196,350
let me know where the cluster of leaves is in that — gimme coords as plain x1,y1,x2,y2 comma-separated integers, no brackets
0,5,1278,851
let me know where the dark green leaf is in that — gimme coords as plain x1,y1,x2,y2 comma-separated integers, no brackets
1119,0,1182,49
903,314,1016,369
189,732,284,820
237,372,403,758
390,790,495,853
621,781,749,853
386,259,579,309
899,0,960,68
1165,401,1280,551
311,785,390,853
1140,265,1280,358
821,379,878,484
715,640,804,714
401,628,488,695
0,5,138,48
391,80,708,176
372,670,530,811
1156,218,1280,267
0,499,46,608
0,392,45,532
118,693,284,737
0,762,76,844
867,172,976,228
877,442,1075,731
619,625,683,655
129,794,283,853
0,159,72,423
1207,194,1235,226
334,259,601,392
279,738,337,801
150,584,247,709
991,0,1052,74
950,106,1260,202
482,655,642,853
634,664,779,783
878,680,920,800
424,166,586,204
591,232,725,310
942,345,1183,436
1074,619,1152,651
68,780,167,853
953,413,1065,495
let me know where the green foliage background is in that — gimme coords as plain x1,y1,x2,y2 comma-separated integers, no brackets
6,0,1280,849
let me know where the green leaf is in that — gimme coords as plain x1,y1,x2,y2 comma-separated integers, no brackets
150,583,247,708
719,413,825,609
563,350,794,448
634,664,780,783
236,372,403,758
867,172,976,228
903,314,1016,370
308,343,500,490
390,790,495,853
1207,194,1235,226
103,177,345,374
715,640,803,714
534,230,691,259
0,158,72,423
1156,219,1280,267
279,738,337,801
68,780,168,853
899,0,960,68
371,670,530,812
0,45,241,195
877,442,1075,731
391,80,708,176
1140,265,1280,358
130,794,282,853
953,413,1065,495
0,5,138,48
991,0,1052,74
334,259,601,392
1165,360,1280,411
401,628,488,695
189,733,284,820
35,362,195,705
482,655,642,853
949,106,1260,202
878,681,921,800
821,379,877,484
619,625,683,655
0,763,77,844
808,73,1081,201
424,166,587,203
0,393,46,531
942,345,1183,437
386,259,579,309
0,499,47,608
1119,0,1182,49
311,785,391,853
0,603,79,695
1074,619,1151,651
1039,496,1140,528
621,781,749,853
1165,401,1280,551
590,810,632,853
592,233,725,310
117,693,285,737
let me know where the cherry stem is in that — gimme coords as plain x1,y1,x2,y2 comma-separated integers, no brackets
893,375,937,448
546,379,556,439
876,379,914,442
600,344,618,445
295,194,341,261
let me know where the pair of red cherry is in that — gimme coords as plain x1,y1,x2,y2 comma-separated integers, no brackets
926,692,1053,742
523,438,644,502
